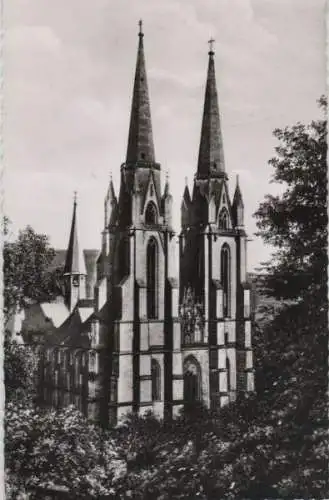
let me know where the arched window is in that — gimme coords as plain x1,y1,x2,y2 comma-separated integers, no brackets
221,244,230,317
145,202,158,225
147,238,158,319
183,356,202,403
226,357,231,392
151,359,161,401
218,209,229,230
117,237,130,282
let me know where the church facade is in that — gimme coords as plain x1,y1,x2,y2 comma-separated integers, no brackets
32,25,254,427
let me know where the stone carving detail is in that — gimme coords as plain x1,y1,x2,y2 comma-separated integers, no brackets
179,287,205,344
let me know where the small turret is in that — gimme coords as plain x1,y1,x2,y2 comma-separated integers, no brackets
232,175,244,228
104,173,117,228
162,171,173,228
181,177,191,229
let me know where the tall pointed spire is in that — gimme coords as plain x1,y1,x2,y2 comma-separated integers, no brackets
197,39,226,179
126,20,155,165
64,193,86,275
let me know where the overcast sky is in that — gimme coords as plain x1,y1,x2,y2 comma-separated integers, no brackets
4,0,326,271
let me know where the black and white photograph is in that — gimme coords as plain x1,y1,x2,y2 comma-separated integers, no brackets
3,1,327,498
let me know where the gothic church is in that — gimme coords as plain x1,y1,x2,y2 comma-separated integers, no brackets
23,24,254,426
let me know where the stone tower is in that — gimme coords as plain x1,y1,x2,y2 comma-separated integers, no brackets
96,23,182,425
64,194,87,312
179,43,254,409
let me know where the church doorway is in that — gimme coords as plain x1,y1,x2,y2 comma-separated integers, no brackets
183,356,202,404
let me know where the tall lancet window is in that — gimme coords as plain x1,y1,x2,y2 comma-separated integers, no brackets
117,237,130,283
151,359,161,401
147,238,158,319
226,357,231,392
221,244,230,317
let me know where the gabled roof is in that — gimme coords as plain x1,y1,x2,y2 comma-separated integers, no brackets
40,300,69,329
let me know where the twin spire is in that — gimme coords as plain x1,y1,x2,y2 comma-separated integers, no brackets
64,27,229,276
197,39,226,179
126,20,155,165
126,22,225,180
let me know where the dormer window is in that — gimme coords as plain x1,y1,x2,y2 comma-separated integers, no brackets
145,202,158,225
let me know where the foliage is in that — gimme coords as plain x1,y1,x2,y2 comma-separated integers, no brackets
250,96,328,497
4,224,60,323
254,96,327,300
4,339,39,402
5,403,126,499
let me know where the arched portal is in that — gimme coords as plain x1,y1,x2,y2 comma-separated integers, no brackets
147,238,158,319
183,356,202,404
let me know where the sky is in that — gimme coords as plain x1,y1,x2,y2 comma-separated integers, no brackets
4,0,326,271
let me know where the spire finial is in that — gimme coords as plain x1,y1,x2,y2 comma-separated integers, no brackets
185,176,188,186
138,19,144,37
236,174,239,186
74,191,77,204
208,37,215,55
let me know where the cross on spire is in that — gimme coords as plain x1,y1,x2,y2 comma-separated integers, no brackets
208,37,215,54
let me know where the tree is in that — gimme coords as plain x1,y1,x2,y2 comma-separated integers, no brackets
5,403,126,499
254,96,327,301
4,340,39,402
4,224,60,324
251,97,328,497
